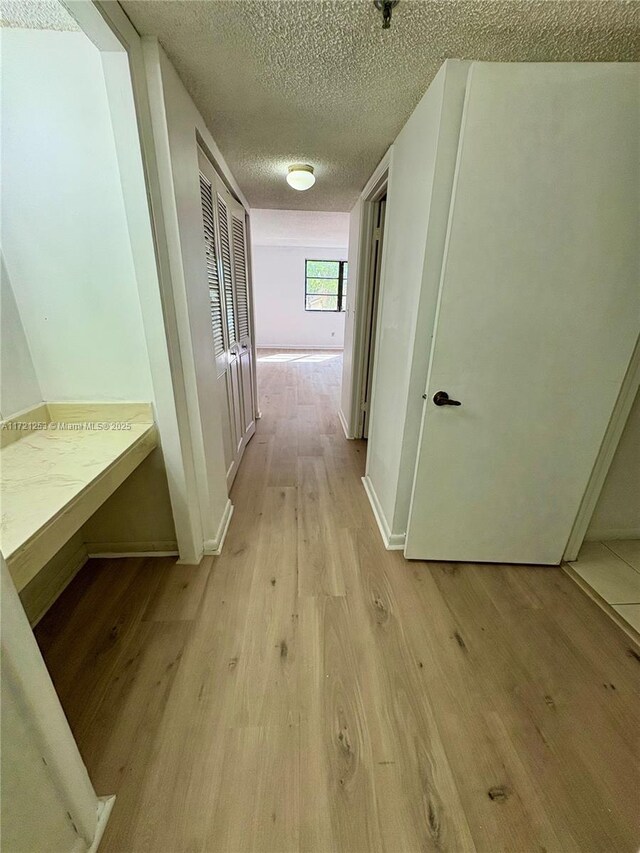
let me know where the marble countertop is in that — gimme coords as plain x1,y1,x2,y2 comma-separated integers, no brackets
0,403,157,591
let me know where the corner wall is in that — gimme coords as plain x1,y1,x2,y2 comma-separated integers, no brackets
364,61,470,541
587,389,640,540
0,257,42,419
340,197,363,432
0,28,153,403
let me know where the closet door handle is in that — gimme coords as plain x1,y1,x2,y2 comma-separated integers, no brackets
432,391,461,407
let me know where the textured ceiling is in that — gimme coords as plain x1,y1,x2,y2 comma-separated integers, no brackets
0,0,80,30
122,0,640,211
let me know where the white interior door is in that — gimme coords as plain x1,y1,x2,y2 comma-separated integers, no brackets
216,187,244,467
199,148,256,487
405,63,639,565
198,152,236,484
230,203,256,444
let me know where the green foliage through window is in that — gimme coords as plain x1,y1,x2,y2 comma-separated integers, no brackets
305,260,348,312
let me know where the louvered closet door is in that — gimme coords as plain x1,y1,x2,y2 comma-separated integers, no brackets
230,204,256,440
216,188,244,464
198,149,237,484
198,172,226,370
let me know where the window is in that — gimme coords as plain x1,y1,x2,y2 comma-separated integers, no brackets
305,259,348,312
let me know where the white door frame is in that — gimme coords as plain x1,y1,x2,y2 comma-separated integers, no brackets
347,149,392,439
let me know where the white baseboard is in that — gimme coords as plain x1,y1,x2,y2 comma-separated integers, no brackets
361,476,406,551
338,408,353,440
387,531,407,550
87,795,116,853
584,528,640,542
86,541,178,558
204,499,234,556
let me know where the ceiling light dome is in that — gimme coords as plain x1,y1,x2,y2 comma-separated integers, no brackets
287,164,315,191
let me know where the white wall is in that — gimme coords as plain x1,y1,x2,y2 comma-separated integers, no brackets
250,209,348,349
0,27,180,558
587,389,640,540
0,257,42,418
340,197,363,427
0,29,153,403
250,209,349,249
365,61,470,538
252,246,347,349
143,38,247,551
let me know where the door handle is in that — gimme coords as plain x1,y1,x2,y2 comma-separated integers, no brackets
432,391,461,407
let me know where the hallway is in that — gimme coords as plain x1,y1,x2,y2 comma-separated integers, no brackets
36,352,639,852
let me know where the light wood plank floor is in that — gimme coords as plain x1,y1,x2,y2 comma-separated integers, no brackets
36,351,640,853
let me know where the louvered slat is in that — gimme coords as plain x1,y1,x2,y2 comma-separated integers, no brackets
232,215,250,340
217,194,236,347
199,173,225,357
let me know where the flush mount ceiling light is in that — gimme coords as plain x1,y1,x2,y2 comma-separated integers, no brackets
373,0,399,29
286,164,315,191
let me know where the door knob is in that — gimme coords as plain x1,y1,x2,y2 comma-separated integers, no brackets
433,391,461,407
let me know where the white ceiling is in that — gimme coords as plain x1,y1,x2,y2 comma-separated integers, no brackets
123,0,640,212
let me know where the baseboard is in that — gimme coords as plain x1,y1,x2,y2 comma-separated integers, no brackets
87,795,116,853
584,528,640,542
86,541,178,558
387,531,407,550
204,499,234,556
338,408,353,440
361,476,406,551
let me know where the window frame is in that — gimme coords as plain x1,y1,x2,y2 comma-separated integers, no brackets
304,259,348,313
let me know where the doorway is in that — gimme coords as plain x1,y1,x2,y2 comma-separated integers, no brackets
347,162,389,441
360,194,386,438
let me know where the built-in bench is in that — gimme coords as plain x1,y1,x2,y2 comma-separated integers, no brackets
0,403,157,592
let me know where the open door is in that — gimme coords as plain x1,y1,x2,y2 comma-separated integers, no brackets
405,63,639,565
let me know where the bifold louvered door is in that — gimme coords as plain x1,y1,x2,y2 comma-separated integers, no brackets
230,203,256,441
197,148,255,487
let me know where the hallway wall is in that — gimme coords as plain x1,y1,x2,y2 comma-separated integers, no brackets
1,28,153,404
142,38,248,553
251,209,348,349
364,61,470,542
